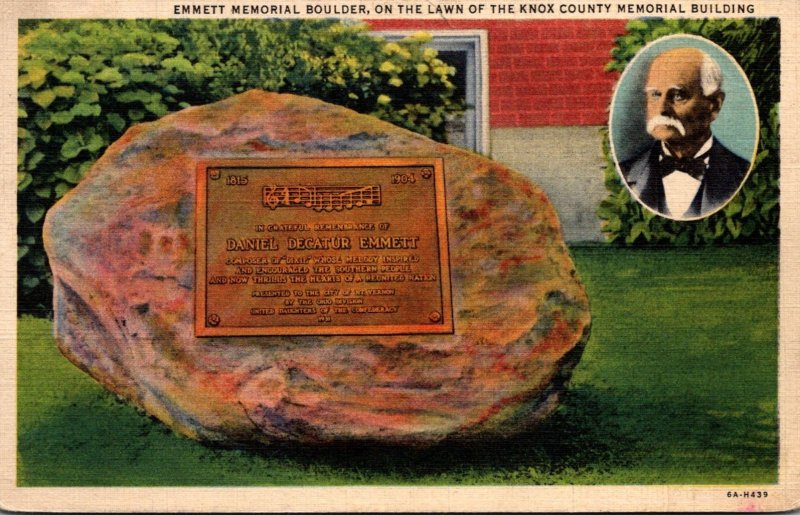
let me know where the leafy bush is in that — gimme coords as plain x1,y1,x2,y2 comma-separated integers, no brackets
18,20,461,315
597,18,779,245
158,20,459,140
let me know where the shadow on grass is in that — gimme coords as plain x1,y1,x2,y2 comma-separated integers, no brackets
189,383,776,484
199,385,640,484
18,384,632,485
19,379,777,485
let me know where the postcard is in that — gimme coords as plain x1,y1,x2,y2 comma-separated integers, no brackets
1,0,798,511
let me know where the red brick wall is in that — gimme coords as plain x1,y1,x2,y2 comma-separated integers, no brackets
368,20,628,127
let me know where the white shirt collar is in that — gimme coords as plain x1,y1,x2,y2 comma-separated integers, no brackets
661,136,714,158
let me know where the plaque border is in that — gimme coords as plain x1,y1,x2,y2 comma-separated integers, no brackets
195,157,454,337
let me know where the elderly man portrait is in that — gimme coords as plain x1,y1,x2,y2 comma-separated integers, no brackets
620,47,751,219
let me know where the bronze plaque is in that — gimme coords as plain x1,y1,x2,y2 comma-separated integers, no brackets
195,158,453,337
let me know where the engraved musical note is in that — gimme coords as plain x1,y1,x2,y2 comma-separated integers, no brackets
262,185,280,209
292,186,317,209
363,186,380,206
341,189,357,209
280,186,291,206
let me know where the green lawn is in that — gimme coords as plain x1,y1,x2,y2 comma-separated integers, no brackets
17,245,779,486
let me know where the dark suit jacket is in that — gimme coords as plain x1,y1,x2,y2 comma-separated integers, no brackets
620,138,750,218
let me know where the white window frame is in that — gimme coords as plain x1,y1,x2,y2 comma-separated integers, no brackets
373,30,490,155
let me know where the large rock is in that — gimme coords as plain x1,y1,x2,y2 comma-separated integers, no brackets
44,91,590,445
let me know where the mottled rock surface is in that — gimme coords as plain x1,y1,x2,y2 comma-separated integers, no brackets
44,90,590,445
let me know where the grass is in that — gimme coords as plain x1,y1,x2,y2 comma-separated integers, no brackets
17,245,778,486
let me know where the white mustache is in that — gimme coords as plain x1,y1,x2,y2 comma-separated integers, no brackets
647,115,686,137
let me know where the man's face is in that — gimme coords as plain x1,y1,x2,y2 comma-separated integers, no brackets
644,48,722,147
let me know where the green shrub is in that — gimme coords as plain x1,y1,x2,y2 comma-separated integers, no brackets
18,20,461,315
597,18,779,245
158,20,459,141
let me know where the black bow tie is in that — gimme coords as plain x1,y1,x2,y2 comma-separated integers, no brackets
658,153,708,180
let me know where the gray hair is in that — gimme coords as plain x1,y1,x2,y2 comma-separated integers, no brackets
700,52,723,96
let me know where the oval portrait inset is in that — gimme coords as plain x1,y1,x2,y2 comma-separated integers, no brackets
609,34,758,221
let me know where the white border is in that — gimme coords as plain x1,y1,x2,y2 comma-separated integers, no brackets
2,1,799,512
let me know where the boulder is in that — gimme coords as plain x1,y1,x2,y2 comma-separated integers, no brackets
44,90,590,445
